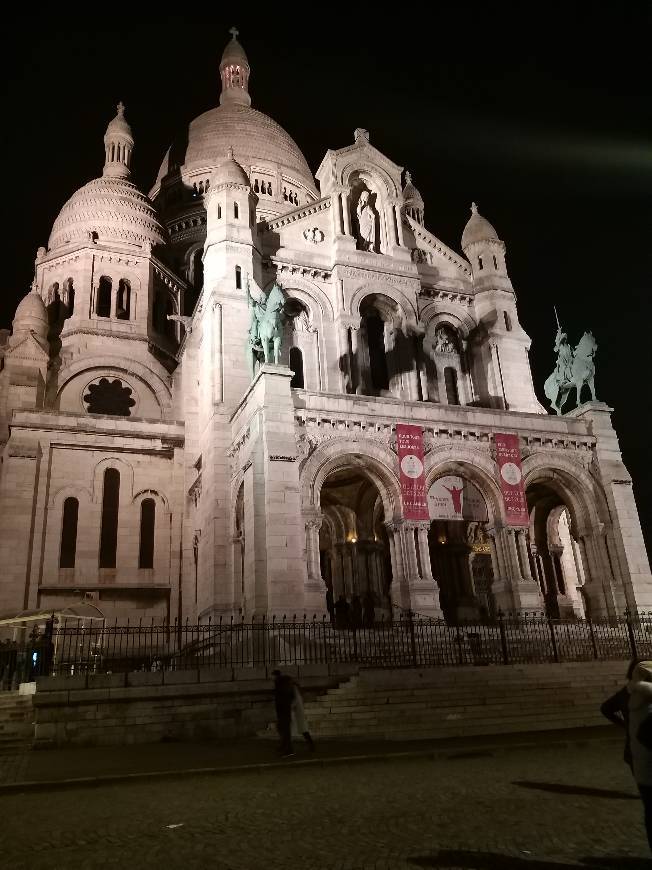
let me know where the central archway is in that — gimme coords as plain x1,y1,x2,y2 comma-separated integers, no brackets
319,467,392,625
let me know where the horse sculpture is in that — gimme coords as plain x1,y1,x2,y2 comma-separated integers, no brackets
246,278,285,376
544,330,598,414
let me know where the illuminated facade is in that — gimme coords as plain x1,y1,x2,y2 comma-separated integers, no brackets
0,31,650,624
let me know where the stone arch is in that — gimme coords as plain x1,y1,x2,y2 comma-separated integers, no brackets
350,282,418,322
266,276,335,322
91,456,134,505
48,483,93,509
419,304,477,340
132,488,170,513
55,356,172,415
341,160,400,198
424,446,504,526
300,438,402,521
521,452,608,536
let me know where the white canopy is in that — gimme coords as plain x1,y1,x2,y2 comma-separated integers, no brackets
0,601,105,627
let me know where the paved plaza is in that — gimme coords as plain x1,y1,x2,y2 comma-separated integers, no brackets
1,742,648,869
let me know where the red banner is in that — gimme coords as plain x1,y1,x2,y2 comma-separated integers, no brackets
494,432,529,527
396,424,429,520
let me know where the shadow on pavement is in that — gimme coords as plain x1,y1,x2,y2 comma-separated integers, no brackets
513,780,639,800
407,850,649,869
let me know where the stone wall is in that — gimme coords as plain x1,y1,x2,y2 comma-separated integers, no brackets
31,663,358,748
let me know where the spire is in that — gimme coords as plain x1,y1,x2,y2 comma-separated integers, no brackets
219,28,251,107
103,102,134,179
471,201,478,214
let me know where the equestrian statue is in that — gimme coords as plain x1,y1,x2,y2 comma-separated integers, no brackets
246,274,286,377
543,308,598,414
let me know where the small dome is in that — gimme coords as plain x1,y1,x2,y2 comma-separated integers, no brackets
212,146,250,187
104,102,133,145
461,202,499,250
12,289,48,342
49,177,168,251
220,28,250,69
402,171,424,207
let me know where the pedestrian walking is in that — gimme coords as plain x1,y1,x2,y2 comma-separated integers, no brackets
627,660,652,852
272,669,295,757
601,658,639,770
292,681,315,752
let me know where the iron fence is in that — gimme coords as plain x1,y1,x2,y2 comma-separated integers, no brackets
2,611,651,684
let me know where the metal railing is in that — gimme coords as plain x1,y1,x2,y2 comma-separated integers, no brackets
2,610,650,684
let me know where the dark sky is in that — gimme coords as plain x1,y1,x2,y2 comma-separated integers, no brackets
1,9,651,550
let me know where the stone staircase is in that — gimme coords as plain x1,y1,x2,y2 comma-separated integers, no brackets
0,693,34,752
258,661,627,741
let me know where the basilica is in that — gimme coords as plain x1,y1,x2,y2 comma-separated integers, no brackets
0,31,649,625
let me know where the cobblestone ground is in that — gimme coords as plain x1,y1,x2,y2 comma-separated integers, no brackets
1,744,648,869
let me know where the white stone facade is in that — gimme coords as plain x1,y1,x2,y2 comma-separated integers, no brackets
0,32,650,624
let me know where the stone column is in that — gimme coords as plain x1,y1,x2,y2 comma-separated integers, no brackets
213,302,223,404
303,513,326,615
337,320,352,393
342,189,353,237
516,530,534,582
386,521,407,610
394,203,406,247
349,324,361,395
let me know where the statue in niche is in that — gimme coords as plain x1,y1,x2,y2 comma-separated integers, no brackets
433,326,457,354
355,190,377,252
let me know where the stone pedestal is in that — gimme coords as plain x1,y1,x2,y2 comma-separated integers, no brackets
233,364,308,618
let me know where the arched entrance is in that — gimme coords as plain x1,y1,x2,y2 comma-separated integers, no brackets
319,468,392,622
427,473,494,621
527,482,587,618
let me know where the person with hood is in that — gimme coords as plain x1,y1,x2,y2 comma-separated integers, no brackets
601,658,640,770
627,660,652,851
291,680,315,752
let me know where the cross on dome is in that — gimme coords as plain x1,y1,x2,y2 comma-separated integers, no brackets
405,170,412,184
471,202,478,214
229,26,239,40
116,101,125,116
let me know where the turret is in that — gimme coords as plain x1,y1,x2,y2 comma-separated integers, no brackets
462,204,542,413
219,27,251,107
102,102,134,179
402,171,424,226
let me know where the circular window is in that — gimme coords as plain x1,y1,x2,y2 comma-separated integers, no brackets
83,377,136,417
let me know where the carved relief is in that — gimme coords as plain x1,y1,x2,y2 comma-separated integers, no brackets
302,227,325,244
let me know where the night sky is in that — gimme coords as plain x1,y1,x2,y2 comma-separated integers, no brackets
1,10,651,549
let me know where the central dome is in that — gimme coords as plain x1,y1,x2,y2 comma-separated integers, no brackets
150,31,318,213
152,102,317,195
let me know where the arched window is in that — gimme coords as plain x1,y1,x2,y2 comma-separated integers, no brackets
139,498,156,569
116,279,131,320
504,311,512,332
493,254,498,269
191,249,204,295
367,315,389,391
96,276,112,318
268,182,273,196
99,468,120,569
153,293,166,333
59,497,79,569
217,204,222,219
444,367,460,405
234,201,239,219
235,265,242,290
478,256,484,271
63,278,74,318
254,179,260,193
289,347,304,388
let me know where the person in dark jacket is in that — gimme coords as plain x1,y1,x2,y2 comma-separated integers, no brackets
627,660,652,852
272,669,295,757
601,658,640,770
334,595,350,630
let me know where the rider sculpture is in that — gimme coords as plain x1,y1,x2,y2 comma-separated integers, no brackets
246,274,285,377
544,322,598,414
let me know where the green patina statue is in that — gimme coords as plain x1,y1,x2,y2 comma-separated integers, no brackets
246,274,285,377
544,311,598,414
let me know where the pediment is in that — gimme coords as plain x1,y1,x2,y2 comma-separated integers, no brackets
4,332,49,363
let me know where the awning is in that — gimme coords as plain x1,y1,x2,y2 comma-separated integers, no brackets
0,601,105,626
